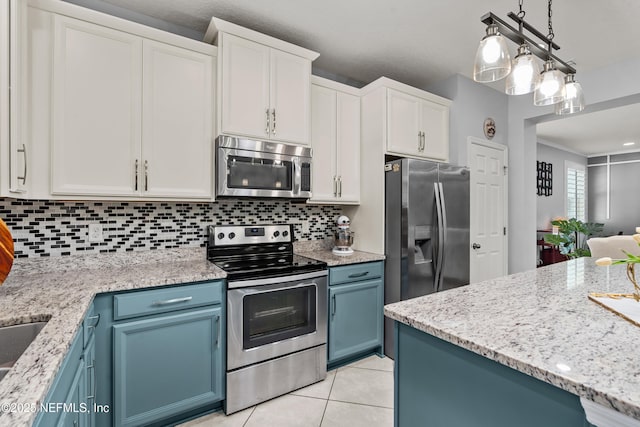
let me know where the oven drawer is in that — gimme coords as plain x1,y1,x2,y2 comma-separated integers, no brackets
329,262,383,286
114,281,223,320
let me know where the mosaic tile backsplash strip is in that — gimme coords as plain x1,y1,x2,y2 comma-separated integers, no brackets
0,198,341,258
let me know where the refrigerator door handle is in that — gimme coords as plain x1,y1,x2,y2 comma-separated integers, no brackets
438,182,448,291
433,182,444,290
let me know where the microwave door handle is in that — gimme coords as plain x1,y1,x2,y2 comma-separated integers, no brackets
293,157,301,196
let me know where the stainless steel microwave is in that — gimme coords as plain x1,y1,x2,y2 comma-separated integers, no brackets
216,136,312,199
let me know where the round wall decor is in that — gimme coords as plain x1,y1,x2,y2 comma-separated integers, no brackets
483,118,496,139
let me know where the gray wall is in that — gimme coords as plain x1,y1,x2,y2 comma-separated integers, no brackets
589,156,640,235
536,142,588,229
427,74,508,167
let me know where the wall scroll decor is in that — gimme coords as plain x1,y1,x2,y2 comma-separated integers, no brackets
536,161,552,196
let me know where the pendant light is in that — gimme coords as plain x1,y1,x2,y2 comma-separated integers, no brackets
534,60,565,106
474,0,585,114
506,43,540,95
555,74,585,115
473,24,511,83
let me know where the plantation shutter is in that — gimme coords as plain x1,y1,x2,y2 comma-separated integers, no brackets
567,166,586,221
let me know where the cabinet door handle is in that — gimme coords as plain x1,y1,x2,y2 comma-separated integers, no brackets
144,160,149,191
338,176,342,197
348,271,369,278
418,131,422,151
152,296,193,306
265,108,271,135
422,131,426,151
215,315,221,348
271,109,276,135
17,144,27,185
87,314,100,330
333,176,337,197
331,294,336,316
134,159,139,191
87,357,96,401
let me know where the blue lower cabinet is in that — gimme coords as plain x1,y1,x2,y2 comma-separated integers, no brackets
395,322,592,427
113,307,224,427
34,306,96,427
56,357,86,427
328,265,383,365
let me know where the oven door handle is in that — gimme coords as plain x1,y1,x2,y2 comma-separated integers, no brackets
228,270,327,289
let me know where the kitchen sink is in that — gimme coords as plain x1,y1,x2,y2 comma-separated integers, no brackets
0,322,47,382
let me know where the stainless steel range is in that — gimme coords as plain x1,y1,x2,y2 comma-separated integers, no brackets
207,224,328,414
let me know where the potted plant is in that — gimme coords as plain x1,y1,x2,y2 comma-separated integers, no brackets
544,218,604,258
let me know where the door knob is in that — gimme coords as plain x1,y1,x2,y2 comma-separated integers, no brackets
472,243,481,250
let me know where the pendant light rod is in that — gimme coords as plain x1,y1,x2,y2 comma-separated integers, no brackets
506,12,560,50
480,12,576,75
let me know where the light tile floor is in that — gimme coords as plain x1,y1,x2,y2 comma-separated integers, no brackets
178,355,394,427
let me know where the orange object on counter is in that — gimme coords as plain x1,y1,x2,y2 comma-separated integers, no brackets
0,217,14,284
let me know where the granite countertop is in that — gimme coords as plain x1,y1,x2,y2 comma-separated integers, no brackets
384,258,640,420
294,240,385,266
0,247,226,427
0,241,384,426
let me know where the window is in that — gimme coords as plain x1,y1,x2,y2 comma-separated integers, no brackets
566,161,586,221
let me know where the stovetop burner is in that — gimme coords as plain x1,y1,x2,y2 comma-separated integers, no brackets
206,225,326,282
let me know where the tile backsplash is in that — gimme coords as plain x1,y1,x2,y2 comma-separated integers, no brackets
0,198,341,258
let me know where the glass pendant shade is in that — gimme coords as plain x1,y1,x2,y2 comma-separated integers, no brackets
473,24,511,83
555,74,585,115
534,60,566,106
505,44,540,95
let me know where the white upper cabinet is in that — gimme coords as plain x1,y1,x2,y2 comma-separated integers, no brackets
51,15,142,196
310,84,337,201
309,77,360,204
0,0,10,196
206,17,318,146
336,92,360,203
141,40,213,199
387,89,422,158
385,85,450,162
220,33,270,140
48,9,216,200
269,48,311,144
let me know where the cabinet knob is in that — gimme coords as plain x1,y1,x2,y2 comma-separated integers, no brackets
472,243,481,250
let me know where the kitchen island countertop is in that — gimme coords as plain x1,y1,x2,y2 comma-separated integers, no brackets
0,247,226,427
384,258,640,421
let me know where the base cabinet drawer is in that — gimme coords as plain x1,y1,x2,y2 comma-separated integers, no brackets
113,307,224,427
328,274,383,364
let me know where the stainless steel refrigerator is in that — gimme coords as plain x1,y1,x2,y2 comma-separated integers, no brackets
384,158,470,358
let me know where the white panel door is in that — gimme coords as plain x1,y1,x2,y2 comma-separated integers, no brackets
270,48,311,145
336,92,360,203
420,100,449,162
469,139,507,282
220,33,270,140
310,84,337,202
141,40,213,199
51,15,142,196
386,88,421,157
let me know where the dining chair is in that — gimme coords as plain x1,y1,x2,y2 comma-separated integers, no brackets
586,235,640,258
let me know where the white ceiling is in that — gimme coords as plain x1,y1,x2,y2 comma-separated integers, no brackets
537,103,640,156
81,0,640,155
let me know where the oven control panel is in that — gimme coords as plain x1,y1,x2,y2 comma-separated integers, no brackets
209,224,292,246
